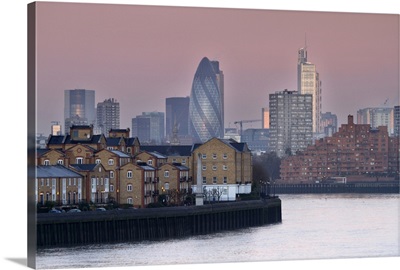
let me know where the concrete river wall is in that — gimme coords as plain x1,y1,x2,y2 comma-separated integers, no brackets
37,198,282,248
271,182,399,194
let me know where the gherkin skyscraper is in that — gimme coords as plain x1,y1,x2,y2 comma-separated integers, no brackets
189,57,224,143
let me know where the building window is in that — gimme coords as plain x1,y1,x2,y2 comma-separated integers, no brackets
127,197,133,204
147,159,153,165
202,165,206,171
46,179,50,186
212,165,217,171
182,159,186,165
164,170,169,178
223,165,228,171
223,177,227,184
91,178,96,191
57,159,63,165
127,171,132,178
212,153,217,159
108,159,114,165
202,177,207,184
110,171,114,178
127,184,133,192
165,183,170,190
213,177,217,184
110,185,114,192
40,179,44,186
127,148,131,153
223,153,228,159
76,157,83,164
172,158,177,163
44,160,50,166
95,159,101,164
202,154,207,159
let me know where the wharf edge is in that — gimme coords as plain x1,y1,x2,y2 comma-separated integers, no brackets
37,198,282,248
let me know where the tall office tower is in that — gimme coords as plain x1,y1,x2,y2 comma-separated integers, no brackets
132,112,165,144
189,57,224,143
165,97,190,141
262,107,270,129
297,46,322,134
64,89,96,134
269,90,313,157
51,121,62,135
394,106,400,137
96,98,120,135
357,107,394,135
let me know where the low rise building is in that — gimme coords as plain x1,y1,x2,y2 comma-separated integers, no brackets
36,165,83,206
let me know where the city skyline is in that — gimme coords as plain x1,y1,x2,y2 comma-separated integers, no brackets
35,3,398,137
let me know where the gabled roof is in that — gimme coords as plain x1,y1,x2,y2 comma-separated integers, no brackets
65,134,104,144
69,164,100,172
124,137,140,146
47,134,105,146
111,150,131,158
106,137,123,147
192,137,249,153
47,135,65,145
140,145,193,156
36,148,65,158
36,148,50,157
36,165,83,178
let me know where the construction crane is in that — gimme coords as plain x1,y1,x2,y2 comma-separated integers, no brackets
234,119,262,137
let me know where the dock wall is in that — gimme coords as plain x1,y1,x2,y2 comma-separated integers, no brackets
272,183,399,194
37,198,281,248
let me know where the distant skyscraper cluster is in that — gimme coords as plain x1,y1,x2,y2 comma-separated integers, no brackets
54,49,396,157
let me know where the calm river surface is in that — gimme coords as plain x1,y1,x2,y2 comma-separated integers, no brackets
36,194,400,269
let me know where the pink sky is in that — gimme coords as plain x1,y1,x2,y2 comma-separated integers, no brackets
35,2,399,134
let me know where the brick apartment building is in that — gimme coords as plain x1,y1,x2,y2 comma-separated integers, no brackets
280,115,399,183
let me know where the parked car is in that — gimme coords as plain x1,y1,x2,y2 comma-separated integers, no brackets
68,209,81,213
48,208,61,213
96,207,107,211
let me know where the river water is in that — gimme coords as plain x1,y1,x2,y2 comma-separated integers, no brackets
36,194,400,269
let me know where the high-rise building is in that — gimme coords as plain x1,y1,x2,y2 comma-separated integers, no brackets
269,89,313,157
189,57,224,143
132,112,165,144
64,89,96,134
96,98,120,135
262,107,270,129
357,107,394,135
297,46,322,134
394,106,400,137
165,97,190,141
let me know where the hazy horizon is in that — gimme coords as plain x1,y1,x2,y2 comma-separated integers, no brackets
35,2,399,135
